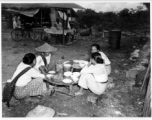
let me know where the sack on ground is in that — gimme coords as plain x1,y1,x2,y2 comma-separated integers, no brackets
26,105,55,117
2,80,15,107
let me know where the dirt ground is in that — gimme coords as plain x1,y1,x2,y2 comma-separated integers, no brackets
2,29,149,117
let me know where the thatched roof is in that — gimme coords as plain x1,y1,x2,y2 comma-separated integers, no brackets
2,3,84,10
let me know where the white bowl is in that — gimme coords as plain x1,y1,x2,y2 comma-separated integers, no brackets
72,77,79,83
62,78,72,83
46,74,54,78
72,72,80,77
48,71,56,74
64,71,72,77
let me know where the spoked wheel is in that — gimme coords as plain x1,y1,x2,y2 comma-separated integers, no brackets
29,30,39,41
11,28,23,42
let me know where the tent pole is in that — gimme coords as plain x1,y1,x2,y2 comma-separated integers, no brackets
41,9,42,27
63,9,65,45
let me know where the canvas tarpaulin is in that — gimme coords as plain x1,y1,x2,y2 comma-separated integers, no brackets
4,8,39,17
20,9,39,17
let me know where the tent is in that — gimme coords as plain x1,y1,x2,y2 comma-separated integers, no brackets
2,3,84,44
2,3,83,27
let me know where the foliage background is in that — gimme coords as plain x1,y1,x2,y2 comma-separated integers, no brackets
76,3,150,32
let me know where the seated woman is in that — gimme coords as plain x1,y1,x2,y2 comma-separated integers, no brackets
54,18,62,30
75,52,108,96
34,43,57,75
12,53,52,102
89,44,111,75
13,16,18,29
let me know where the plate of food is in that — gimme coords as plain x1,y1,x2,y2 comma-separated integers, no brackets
62,78,72,83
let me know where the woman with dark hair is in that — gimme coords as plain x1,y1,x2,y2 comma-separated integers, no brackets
10,53,51,102
75,52,108,96
90,44,111,75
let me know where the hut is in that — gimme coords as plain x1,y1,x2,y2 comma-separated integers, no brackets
2,3,83,29
2,3,84,44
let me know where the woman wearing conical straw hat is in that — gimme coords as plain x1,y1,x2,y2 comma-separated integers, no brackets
34,43,57,75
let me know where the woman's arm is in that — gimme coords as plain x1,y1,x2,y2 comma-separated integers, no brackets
106,64,111,75
80,65,99,75
30,68,45,78
39,66,47,75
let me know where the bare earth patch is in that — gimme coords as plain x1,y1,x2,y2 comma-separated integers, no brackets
2,29,146,117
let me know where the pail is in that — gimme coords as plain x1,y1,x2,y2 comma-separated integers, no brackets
63,64,72,72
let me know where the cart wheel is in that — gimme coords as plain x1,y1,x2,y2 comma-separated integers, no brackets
11,28,23,42
29,30,39,41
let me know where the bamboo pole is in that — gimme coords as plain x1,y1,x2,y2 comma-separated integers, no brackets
141,61,150,90
142,78,151,117
41,8,42,27
62,9,65,45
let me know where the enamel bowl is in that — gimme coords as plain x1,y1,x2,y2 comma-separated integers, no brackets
72,72,80,78
64,71,72,77
71,77,79,83
62,78,72,83
48,71,56,74
46,74,54,79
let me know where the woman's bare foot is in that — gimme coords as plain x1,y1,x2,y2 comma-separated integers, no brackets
24,97,40,103
43,88,53,97
75,87,84,96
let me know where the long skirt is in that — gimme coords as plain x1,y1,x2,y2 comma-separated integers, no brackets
78,74,108,95
14,77,46,99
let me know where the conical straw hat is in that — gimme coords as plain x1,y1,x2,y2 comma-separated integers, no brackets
35,43,57,52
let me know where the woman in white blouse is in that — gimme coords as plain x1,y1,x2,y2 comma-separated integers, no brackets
12,53,51,101
75,52,108,96
89,44,111,75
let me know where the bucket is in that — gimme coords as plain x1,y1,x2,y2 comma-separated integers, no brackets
63,64,72,72
109,30,121,49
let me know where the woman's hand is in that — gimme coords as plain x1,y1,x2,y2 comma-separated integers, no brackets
39,66,47,75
